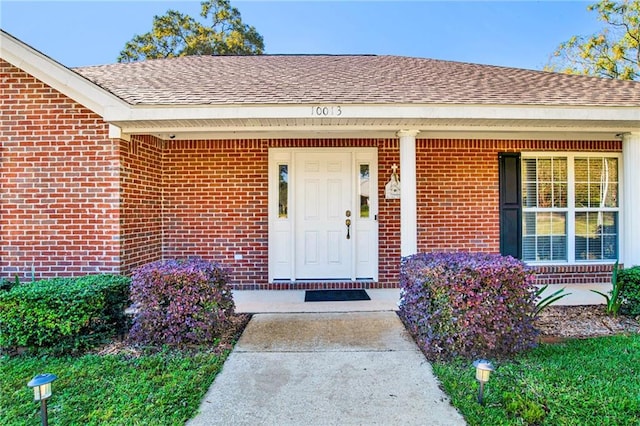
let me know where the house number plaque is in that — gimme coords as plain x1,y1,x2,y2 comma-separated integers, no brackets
310,106,343,117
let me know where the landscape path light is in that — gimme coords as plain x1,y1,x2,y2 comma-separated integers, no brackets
27,373,57,426
473,359,494,405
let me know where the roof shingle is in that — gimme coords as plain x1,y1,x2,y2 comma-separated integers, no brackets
74,55,640,107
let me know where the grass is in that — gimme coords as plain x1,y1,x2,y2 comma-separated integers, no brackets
0,348,229,425
3,318,638,426
433,334,640,426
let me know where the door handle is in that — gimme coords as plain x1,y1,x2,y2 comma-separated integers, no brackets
345,218,351,239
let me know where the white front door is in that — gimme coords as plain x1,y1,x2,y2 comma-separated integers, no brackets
295,151,352,279
268,148,378,282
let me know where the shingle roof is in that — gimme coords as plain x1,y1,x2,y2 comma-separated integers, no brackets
74,55,640,107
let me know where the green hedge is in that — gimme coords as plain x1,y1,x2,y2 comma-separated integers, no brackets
0,275,130,353
619,266,640,316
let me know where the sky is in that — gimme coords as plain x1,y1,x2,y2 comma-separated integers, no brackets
1,1,602,71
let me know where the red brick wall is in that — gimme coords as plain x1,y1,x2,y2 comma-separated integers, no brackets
416,139,622,285
535,264,614,285
0,60,120,280
417,139,499,253
119,135,163,274
161,140,270,287
378,139,401,286
159,138,401,288
1,59,621,288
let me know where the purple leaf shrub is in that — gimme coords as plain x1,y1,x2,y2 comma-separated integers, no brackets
399,252,538,361
129,258,235,346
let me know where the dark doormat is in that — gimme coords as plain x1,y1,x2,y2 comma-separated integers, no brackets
304,289,371,302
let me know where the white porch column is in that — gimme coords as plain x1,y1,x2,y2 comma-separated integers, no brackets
623,132,640,267
397,130,420,257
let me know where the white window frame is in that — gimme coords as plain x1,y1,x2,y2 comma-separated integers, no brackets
522,152,622,265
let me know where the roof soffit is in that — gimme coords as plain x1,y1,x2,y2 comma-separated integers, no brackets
109,103,639,137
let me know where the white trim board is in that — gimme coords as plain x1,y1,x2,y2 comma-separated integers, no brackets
1,30,128,117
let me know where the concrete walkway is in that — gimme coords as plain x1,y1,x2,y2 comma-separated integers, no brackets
187,310,466,426
187,283,609,425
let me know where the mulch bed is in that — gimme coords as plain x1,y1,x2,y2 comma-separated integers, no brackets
535,305,640,342
94,313,252,357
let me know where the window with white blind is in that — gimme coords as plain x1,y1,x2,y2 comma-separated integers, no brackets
522,154,620,263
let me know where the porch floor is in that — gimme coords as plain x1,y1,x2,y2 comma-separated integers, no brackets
232,284,609,314
233,289,401,313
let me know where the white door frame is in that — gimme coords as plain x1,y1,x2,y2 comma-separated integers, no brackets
268,147,378,282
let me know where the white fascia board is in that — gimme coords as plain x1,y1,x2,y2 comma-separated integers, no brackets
114,103,640,123
118,123,637,135
131,129,627,142
1,30,129,117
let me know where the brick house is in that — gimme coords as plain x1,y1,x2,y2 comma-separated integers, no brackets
2,30,639,289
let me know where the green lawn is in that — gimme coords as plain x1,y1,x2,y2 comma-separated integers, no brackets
433,334,640,426
3,334,639,425
0,349,228,425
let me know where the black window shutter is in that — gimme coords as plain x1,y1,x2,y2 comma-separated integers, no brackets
498,153,522,259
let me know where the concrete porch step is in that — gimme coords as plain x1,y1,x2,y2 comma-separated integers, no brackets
233,284,610,314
